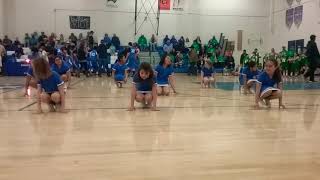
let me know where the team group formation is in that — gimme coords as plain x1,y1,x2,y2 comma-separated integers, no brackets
1,31,319,112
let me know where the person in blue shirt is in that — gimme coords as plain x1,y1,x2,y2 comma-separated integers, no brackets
97,40,110,77
112,53,129,88
201,60,215,88
32,57,66,113
240,61,260,94
111,34,121,50
24,66,37,96
126,46,140,76
87,47,99,75
155,54,176,96
129,62,157,111
255,59,285,109
51,56,71,88
103,33,111,46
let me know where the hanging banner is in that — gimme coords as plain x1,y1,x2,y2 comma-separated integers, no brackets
69,16,90,30
294,5,303,26
173,0,185,11
159,0,170,10
286,8,294,28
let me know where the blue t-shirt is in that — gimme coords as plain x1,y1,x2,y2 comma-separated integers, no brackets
27,67,34,77
257,71,277,88
133,73,156,92
155,65,174,85
242,67,260,80
201,67,214,77
113,63,128,76
38,71,64,93
51,62,70,75
88,50,98,61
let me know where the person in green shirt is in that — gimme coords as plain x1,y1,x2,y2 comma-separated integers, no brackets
208,36,219,48
191,40,201,54
24,33,31,47
279,46,289,76
138,34,148,51
240,50,249,66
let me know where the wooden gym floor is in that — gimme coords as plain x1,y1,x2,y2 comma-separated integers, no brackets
0,75,319,180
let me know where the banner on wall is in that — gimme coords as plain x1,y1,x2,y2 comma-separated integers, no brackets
294,5,303,26
172,0,185,11
159,0,170,10
69,16,90,30
286,8,294,28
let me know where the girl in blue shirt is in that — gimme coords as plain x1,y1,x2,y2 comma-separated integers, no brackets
155,54,176,96
129,62,157,111
112,53,129,88
201,60,215,88
32,57,66,113
240,61,260,94
51,56,71,88
255,59,285,109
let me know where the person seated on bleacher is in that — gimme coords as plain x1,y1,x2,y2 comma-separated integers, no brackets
103,33,111,46
170,36,178,49
208,36,219,48
191,39,201,55
185,38,191,48
13,37,21,47
150,34,157,52
3,35,12,49
177,36,185,52
163,35,170,45
58,34,65,45
163,40,173,54
29,34,37,48
69,33,78,45
138,34,148,51
38,32,48,44
15,44,24,59
111,34,121,50
24,33,31,47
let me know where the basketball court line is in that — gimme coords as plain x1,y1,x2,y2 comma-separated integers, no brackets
0,104,312,114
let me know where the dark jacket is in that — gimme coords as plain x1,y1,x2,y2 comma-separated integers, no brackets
306,40,320,67
97,44,108,59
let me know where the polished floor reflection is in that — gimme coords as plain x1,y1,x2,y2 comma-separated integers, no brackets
0,75,320,180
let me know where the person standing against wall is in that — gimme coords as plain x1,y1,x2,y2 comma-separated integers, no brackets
304,35,320,82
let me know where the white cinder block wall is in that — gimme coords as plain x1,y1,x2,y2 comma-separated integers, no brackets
2,0,271,63
0,0,5,37
266,0,320,52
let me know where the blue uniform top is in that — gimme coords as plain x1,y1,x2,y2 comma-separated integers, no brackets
88,50,98,61
27,67,34,77
133,73,156,92
257,71,280,92
112,63,128,76
51,62,70,75
242,67,260,80
155,65,174,85
201,67,214,77
38,71,64,93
